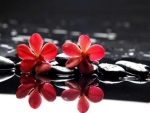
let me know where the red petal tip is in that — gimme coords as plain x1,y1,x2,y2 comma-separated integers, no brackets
40,42,58,61
16,84,34,99
61,89,80,101
62,42,81,57
29,33,43,55
77,95,89,113
78,35,91,52
29,89,42,109
87,86,104,103
40,83,56,102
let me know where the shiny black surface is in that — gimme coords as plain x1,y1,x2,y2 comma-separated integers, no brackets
0,0,150,102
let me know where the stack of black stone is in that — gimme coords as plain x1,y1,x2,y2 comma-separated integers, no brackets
1,53,150,85
1,53,150,102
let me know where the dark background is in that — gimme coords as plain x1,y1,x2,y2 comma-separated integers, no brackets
0,0,150,42
0,0,150,19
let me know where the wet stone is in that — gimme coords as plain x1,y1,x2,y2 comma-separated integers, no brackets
115,60,150,79
55,53,70,66
56,74,74,77
50,60,59,66
36,73,75,83
97,63,126,83
15,62,21,74
0,70,15,82
93,73,123,84
54,81,68,90
122,76,149,84
50,76,75,82
0,56,15,70
98,79,123,84
128,80,149,84
92,64,99,73
33,64,75,82
98,63,126,77
49,65,74,74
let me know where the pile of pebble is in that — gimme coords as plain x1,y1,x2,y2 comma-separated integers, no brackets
1,53,150,89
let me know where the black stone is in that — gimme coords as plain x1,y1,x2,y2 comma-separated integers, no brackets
54,81,68,90
97,63,126,83
115,60,150,79
0,70,15,82
92,63,99,73
36,72,75,83
50,60,59,66
122,76,149,84
98,63,126,77
50,76,75,82
35,65,75,82
15,62,21,76
49,65,74,74
55,53,70,66
0,56,15,70
98,79,123,84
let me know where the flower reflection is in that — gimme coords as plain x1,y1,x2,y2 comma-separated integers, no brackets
16,74,56,109
61,76,104,113
16,33,58,73
62,35,105,74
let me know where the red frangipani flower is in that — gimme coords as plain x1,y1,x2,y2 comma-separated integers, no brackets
16,33,58,72
62,35,105,74
61,77,104,113
16,74,56,109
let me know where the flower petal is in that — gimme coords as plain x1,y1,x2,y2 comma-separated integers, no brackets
79,59,94,74
16,84,34,99
35,62,51,75
86,44,105,61
77,95,89,113
16,44,35,59
20,74,36,84
20,59,37,72
66,57,81,68
78,35,91,52
65,81,80,90
62,42,81,57
86,86,104,103
29,89,42,109
35,63,51,82
40,83,56,102
61,89,80,101
29,33,43,55
40,42,57,61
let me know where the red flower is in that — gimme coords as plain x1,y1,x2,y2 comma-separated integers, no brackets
62,35,105,74
16,74,56,109
61,77,104,113
16,33,58,72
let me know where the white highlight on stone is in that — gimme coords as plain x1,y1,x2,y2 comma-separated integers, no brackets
116,60,148,72
99,63,125,72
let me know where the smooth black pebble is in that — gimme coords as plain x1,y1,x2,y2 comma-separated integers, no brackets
0,56,15,70
115,60,149,79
